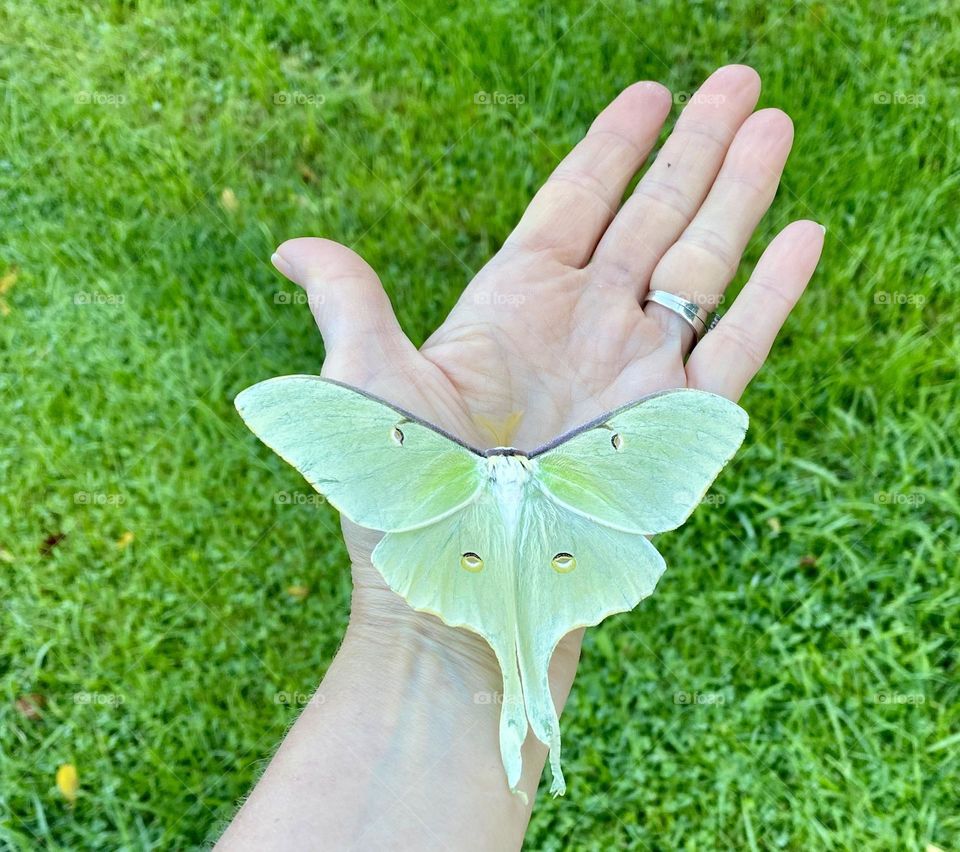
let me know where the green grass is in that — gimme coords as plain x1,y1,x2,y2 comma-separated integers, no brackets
1,0,958,848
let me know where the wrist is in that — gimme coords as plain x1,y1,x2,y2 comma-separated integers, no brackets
344,584,506,689
345,551,586,707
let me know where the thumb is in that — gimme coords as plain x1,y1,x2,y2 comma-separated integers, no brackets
271,237,414,376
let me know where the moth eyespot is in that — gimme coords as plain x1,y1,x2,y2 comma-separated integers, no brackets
551,552,576,573
390,426,405,446
460,552,484,572
611,433,623,451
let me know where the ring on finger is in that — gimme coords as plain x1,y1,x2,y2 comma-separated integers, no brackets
642,289,718,342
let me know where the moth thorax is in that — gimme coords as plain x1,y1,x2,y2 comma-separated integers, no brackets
487,453,532,490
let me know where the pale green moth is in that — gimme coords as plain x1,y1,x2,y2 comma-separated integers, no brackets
235,375,748,798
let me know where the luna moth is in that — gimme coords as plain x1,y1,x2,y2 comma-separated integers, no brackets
235,375,748,798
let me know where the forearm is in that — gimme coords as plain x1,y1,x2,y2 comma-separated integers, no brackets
217,600,582,851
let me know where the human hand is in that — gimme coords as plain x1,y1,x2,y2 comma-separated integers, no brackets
269,63,823,681
219,67,826,845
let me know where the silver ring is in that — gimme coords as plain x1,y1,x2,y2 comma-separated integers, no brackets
643,290,715,341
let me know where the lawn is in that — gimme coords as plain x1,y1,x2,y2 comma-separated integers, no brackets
1,0,958,848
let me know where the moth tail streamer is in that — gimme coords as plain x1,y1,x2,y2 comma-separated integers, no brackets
495,644,529,801
517,646,568,797
548,741,566,797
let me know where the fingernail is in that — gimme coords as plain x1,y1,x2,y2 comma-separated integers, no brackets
818,224,827,235
271,251,294,279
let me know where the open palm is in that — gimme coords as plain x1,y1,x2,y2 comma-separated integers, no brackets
268,64,823,621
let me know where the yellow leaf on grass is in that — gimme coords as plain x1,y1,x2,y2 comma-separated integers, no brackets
116,531,135,549
0,267,17,295
220,187,239,212
0,266,16,316
286,585,309,600
56,763,78,804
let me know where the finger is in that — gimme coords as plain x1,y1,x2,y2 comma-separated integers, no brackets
505,81,672,267
686,220,825,400
651,109,793,298
590,65,762,291
271,237,417,377
643,108,795,353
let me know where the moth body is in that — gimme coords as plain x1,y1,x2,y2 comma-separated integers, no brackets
486,453,533,541
235,375,749,799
